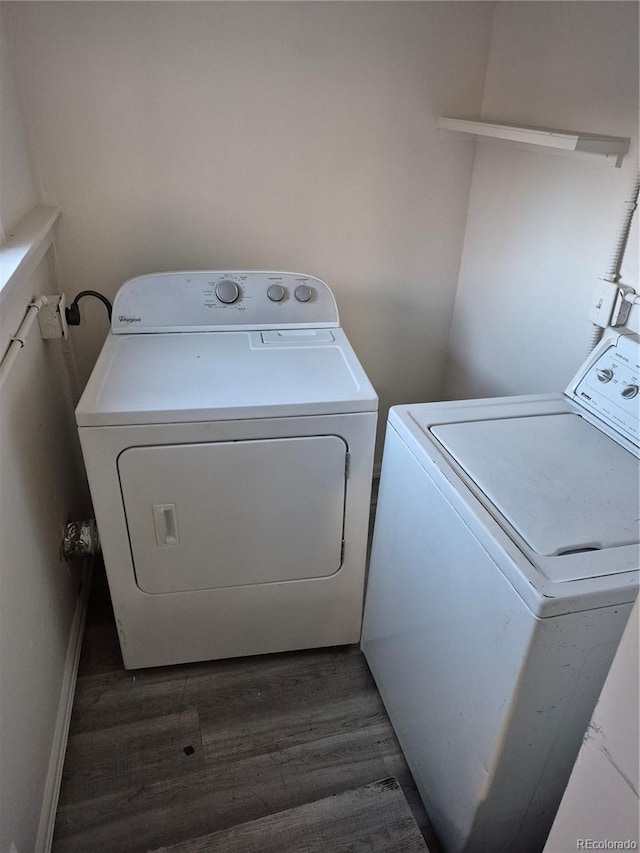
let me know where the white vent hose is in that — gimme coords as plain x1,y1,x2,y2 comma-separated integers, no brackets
603,163,640,284
588,162,640,352
586,322,605,353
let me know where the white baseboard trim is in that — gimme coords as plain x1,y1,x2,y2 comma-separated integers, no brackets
35,559,92,853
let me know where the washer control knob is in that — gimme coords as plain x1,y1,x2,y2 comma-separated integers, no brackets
267,284,286,302
596,368,614,383
621,384,639,399
216,279,240,304
294,284,313,303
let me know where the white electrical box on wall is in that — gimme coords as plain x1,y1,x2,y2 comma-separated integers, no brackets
37,294,68,339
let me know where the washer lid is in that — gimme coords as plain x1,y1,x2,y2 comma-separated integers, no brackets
431,413,639,557
76,327,377,426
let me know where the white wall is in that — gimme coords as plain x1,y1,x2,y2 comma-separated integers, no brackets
4,1,495,446
545,598,639,851
0,8,87,852
446,1,639,399
0,4,34,239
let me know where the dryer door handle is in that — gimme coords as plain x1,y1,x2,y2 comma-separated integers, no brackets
153,503,179,547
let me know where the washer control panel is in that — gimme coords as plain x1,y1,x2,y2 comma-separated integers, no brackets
111,271,339,333
567,331,639,445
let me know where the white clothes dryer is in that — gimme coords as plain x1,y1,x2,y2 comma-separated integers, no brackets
77,271,377,669
361,328,639,853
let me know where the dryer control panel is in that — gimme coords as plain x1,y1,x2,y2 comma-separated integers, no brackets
566,330,639,445
111,271,339,333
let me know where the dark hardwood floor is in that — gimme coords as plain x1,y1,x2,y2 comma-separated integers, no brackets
151,778,429,853
53,565,442,852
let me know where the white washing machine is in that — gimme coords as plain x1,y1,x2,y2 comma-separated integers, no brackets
361,328,639,853
77,271,377,669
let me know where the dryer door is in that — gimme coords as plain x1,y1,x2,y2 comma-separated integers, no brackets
118,435,347,593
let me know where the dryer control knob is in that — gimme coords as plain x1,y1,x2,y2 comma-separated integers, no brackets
621,384,638,399
216,279,240,304
294,284,313,303
596,368,614,383
267,284,286,302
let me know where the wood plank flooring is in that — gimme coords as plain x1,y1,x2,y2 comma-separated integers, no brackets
150,778,428,853
53,566,442,853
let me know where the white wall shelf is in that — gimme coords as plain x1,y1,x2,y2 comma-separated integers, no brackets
0,206,60,311
437,117,630,167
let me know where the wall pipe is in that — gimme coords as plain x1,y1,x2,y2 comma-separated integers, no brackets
62,519,101,560
0,295,48,390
